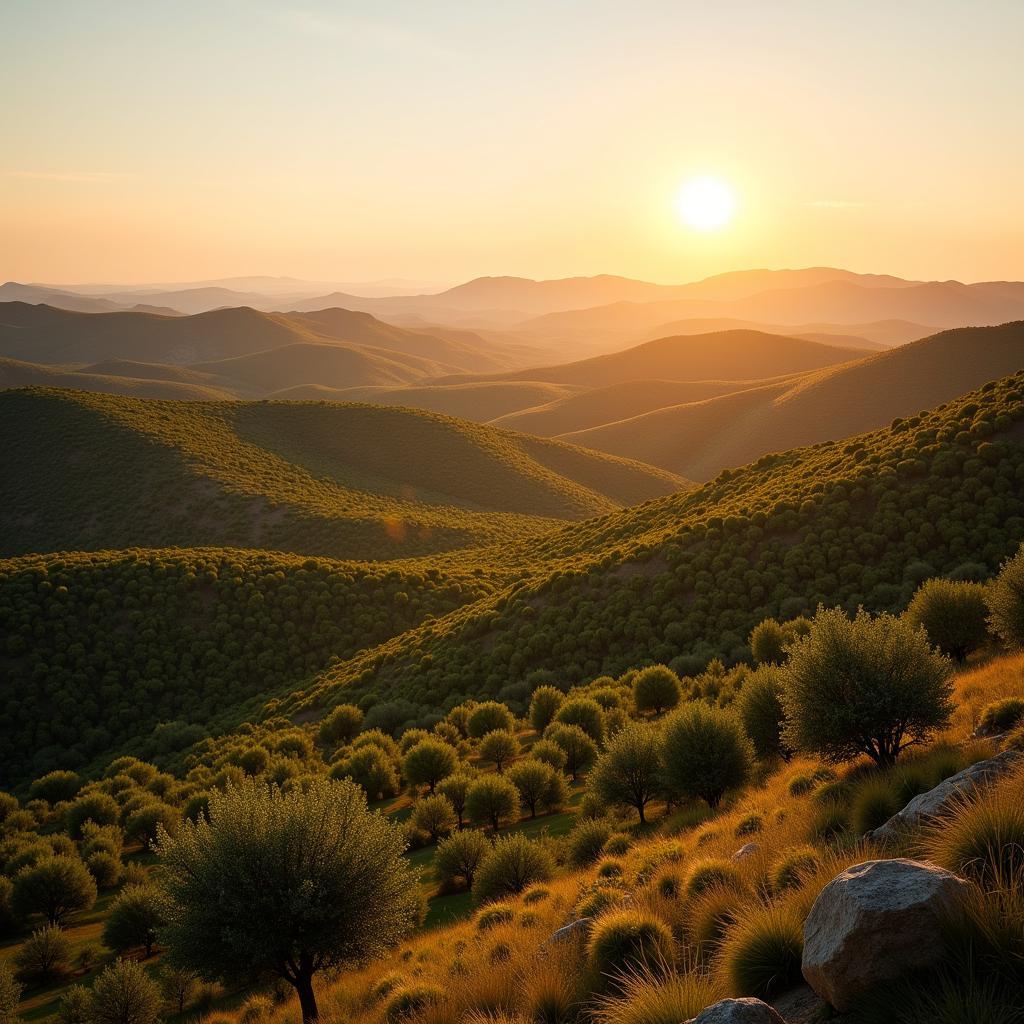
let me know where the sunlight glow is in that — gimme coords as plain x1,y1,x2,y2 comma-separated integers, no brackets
675,177,736,232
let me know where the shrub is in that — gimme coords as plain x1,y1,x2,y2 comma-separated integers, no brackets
57,984,90,1024
158,777,420,1024
738,665,791,761
849,776,902,835
586,909,674,990
735,814,763,837
577,886,625,919
545,724,597,781
317,704,363,747
475,902,515,931
589,723,663,824
238,995,273,1024
89,960,162,1024
0,961,21,1024
770,846,821,892
468,701,515,739
905,578,989,661
567,817,614,867
435,829,491,891
749,618,788,665
11,855,97,925
928,774,1024,887
597,859,625,880
594,966,722,1024
331,744,400,801
86,851,122,889
0,878,15,938
65,792,120,838
402,738,458,794
384,983,445,1022
978,698,1024,735
473,834,554,903
782,607,954,767
685,885,743,957
787,773,816,796
478,730,520,773
986,545,1024,649
554,698,605,743
683,859,744,899
717,902,805,999
509,758,568,818
15,923,71,981
410,794,457,844
632,666,682,716
466,775,521,831
125,802,180,848
604,833,632,857
102,884,166,958
29,770,82,806
529,686,564,731
660,704,753,807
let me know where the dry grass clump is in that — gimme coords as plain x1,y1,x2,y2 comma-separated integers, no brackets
714,900,804,999
683,884,744,960
586,908,675,992
683,858,745,899
594,965,723,1024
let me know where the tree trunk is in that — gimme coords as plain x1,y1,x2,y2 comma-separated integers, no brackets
637,803,646,824
294,973,318,1024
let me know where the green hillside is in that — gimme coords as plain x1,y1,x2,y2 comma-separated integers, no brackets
0,388,686,560
282,367,1024,720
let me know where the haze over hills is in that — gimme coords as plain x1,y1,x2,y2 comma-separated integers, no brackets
0,388,687,561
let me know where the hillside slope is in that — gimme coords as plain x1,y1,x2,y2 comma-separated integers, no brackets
0,389,686,560
561,321,1024,479
281,367,1024,719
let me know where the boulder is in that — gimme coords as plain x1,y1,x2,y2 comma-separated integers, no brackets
732,842,760,861
802,858,968,1011
870,749,1021,841
685,997,786,1024
548,916,592,944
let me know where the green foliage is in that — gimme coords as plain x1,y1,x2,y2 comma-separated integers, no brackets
29,771,82,805
905,578,990,661
88,959,162,1024
987,544,1024,649
434,829,491,891
544,724,598,781
567,818,614,867
437,773,474,829
102,884,165,958
632,666,682,716
737,665,791,761
65,793,120,839
332,744,401,801
317,704,363,747
472,834,555,904
11,855,97,926
660,703,753,807
15,924,72,981
58,984,92,1024
979,698,1024,734
0,960,21,1024
465,775,520,831
529,685,564,731
586,909,674,991
782,607,955,767
749,616,810,665
478,730,520,773
467,701,516,739
589,723,663,823
508,758,568,818
529,738,568,772
554,697,605,743
402,739,458,794
158,777,420,1024
409,794,457,844
850,776,903,835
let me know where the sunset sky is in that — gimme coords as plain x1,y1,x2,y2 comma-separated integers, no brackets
3,1,1023,286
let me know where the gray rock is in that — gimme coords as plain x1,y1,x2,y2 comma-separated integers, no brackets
732,842,760,861
548,916,592,944
870,748,1021,841
802,858,968,1012
685,997,786,1024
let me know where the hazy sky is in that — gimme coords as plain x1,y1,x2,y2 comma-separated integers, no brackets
3,1,1023,286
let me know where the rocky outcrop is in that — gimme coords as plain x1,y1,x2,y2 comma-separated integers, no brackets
802,858,968,1012
548,917,592,944
685,997,786,1024
732,842,760,861
870,749,1020,841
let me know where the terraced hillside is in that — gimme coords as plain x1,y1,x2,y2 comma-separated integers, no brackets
0,389,686,560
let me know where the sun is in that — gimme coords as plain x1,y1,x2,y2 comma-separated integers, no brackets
675,177,736,231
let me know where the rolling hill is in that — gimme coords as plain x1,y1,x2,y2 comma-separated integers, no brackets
558,321,1024,479
0,389,687,561
446,329,864,388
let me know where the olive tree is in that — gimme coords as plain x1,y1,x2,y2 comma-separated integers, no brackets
478,730,519,773
738,665,792,761
410,794,457,843
987,544,1024,649
905,578,989,661
438,773,474,829
508,759,568,818
12,855,97,925
472,834,554,904
157,777,420,1024
465,775,520,831
102,884,165,958
781,607,954,768
317,704,363,747
589,723,663,823
435,829,491,891
529,686,564,730
545,723,597,781
467,701,515,739
660,704,753,807
632,666,681,716
15,924,71,982
88,960,161,1024
402,739,458,794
